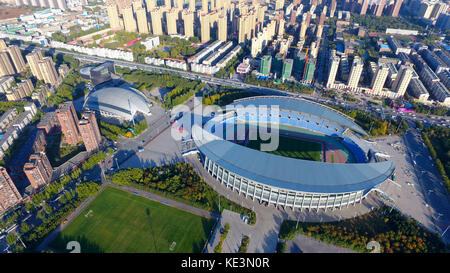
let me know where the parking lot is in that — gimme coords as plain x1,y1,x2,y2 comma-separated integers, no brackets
373,132,450,242
206,209,279,253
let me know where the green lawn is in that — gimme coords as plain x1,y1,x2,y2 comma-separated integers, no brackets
246,135,323,162
50,187,216,253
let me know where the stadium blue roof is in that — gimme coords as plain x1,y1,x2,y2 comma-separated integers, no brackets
193,97,395,194
230,96,368,136
193,126,395,194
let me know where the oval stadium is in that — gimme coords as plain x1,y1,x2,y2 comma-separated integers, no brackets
192,96,396,211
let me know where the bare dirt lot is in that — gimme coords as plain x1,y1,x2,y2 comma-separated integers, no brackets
0,7,32,20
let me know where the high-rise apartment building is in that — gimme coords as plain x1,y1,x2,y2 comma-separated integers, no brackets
135,8,149,34
278,19,286,37
150,9,163,36
200,14,211,43
391,0,403,17
316,24,324,38
392,65,413,96
430,2,447,20
330,0,337,17
273,53,283,78
282,58,293,81
326,51,340,88
122,5,138,32
175,0,183,10
0,167,22,214
299,20,307,39
166,9,178,35
23,152,53,189
146,0,156,10
360,0,369,15
218,12,227,41
202,0,208,13
376,0,387,16
0,39,7,50
371,63,389,94
275,0,285,10
303,58,316,83
182,10,195,38
107,3,122,29
0,52,15,76
4,45,26,73
132,0,143,11
260,55,272,75
238,15,247,44
26,50,44,80
188,0,195,11
56,101,81,145
347,56,364,89
78,111,102,153
39,57,60,86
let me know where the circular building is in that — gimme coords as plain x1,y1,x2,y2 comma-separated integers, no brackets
83,87,152,121
192,96,395,211
79,66,93,80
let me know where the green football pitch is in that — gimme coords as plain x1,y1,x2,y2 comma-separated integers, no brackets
50,187,216,253
247,135,323,162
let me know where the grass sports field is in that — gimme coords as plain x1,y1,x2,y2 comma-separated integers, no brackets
50,187,216,253
247,135,323,162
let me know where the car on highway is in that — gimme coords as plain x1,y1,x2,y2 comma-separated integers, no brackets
138,147,144,152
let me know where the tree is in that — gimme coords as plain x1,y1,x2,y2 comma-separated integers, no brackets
112,168,144,185
43,203,53,215
21,222,31,234
189,36,200,43
25,202,35,212
37,210,46,220
76,182,101,198
6,233,17,246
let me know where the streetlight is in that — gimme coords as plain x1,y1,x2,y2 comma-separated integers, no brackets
441,224,450,238
17,234,26,249
114,158,120,170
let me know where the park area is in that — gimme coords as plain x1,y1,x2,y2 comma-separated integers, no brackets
49,187,216,253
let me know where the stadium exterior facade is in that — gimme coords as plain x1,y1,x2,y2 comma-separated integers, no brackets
192,96,396,211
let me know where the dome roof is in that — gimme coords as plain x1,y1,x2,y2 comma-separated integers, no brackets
83,87,151,120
